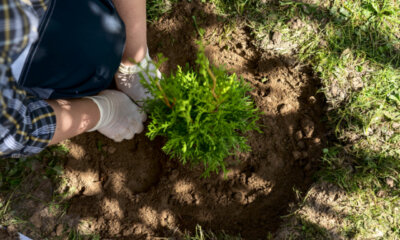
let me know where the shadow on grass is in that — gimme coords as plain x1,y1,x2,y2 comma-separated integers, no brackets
216,0,400,68
318,145,400,195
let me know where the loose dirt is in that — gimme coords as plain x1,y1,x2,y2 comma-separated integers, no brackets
13,2,327,239
274,181,349,240
0,228,19,240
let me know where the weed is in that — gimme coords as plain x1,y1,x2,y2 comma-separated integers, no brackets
185,225,242,240
96,140,103,152
146,0,177,21
68,229,100,240
0,158,33,191
192,16,206,37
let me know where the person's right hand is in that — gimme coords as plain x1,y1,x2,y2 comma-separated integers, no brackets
115,49,162,107
85,90,146,142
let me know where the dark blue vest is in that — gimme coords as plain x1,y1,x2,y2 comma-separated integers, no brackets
18,0,125,99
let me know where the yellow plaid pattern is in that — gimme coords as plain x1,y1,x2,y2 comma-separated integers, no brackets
0,0,55,158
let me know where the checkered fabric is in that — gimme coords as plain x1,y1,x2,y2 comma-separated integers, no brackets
0,0,55,158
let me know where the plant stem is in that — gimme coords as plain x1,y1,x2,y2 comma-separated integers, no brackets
156,81,172,109
192,16,204,37
206,67,219,101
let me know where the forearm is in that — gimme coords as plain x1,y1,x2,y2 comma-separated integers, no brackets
47,98,100,145
113,0,147,65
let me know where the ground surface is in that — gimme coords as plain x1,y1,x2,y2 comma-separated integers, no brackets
51,2,326,239
1,0,398,239
4,2,326,239
0,227,19,240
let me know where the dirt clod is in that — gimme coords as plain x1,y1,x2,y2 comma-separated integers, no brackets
107,146,116,154
232,192,244,202
55,224,63,236
351,77,364,90
301,118,315,138
292,151,302,160
297,141,306,149
308,96,317,104
386,178,395,188
313,137,321,144
289,18,304,30
271,31,282,44
295,130,303,140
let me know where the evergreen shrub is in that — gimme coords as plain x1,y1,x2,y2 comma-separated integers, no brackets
142,44,260,176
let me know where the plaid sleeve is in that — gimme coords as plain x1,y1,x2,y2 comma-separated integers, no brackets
29,0,49,19
0,0,56,158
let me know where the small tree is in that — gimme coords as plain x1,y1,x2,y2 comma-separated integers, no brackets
142,44,260,176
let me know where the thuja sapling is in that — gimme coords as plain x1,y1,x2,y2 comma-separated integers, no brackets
141,44,260,176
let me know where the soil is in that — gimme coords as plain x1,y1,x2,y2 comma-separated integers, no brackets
11,1,327,239
274,181,349,240
0,227,19,240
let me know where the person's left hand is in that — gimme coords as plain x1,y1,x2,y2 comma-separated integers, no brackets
85,90,146,142
115,49,162,107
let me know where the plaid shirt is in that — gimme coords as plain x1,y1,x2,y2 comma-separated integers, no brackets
0,0,55,158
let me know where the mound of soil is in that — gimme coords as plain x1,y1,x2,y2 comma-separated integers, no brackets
61,2,326,239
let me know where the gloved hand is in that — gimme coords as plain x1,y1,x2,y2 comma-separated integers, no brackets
85,90,146,142
115,49,162,106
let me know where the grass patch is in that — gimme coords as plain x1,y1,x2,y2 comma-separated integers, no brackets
0,145,68,192
0,145,71,237
343,190,400,239
68,229,101,240
146,0,178,21
185,225,244,240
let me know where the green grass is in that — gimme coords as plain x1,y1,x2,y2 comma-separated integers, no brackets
319,147,400,238
68,229,100,240
343,191,400,239
146,0,178,21
184,225,243,240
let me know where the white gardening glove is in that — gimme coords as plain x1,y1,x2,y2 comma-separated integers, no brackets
85,90,146,142
115,49,162,107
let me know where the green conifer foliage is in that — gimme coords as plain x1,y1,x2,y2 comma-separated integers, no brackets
142,45,260,176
